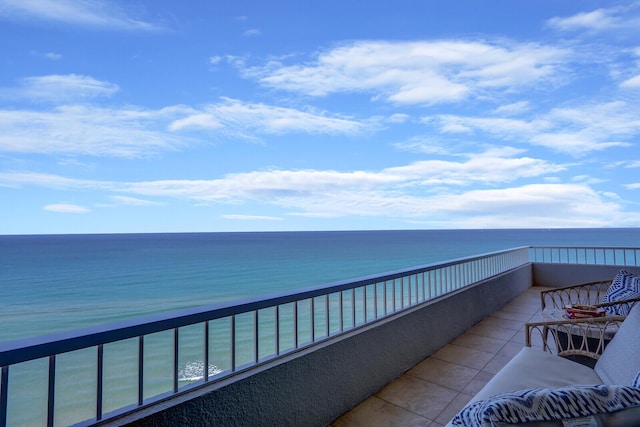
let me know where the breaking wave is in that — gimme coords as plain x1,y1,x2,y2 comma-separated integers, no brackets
178,360,223,382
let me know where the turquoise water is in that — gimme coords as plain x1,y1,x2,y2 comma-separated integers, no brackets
2,228,640,426
2,228,640,343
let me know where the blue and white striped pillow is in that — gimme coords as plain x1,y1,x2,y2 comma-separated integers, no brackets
601,270,640,316
451,385,640,426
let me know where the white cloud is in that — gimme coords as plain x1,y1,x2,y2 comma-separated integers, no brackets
30,50,62,60
547,5,640,33
243,28,261,37
171,97,369,135
425,100,640,156
433,184,633,228
0,96,369,157
530,133,628,156
43,203,90,213
222,214,282,221
547,9,617,32
4,145,637,228
3,74,119,103
0,105,190,157
493,101,530,115
0,0,162,31
0,148,565,204
109,196,162,206
169,113,223,131
621,75,640,88
240,40,567,105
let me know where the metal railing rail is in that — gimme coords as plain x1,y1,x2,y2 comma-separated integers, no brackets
529,246,640,266
0,247,529,427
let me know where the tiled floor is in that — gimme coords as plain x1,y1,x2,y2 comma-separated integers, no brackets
330,286,551,427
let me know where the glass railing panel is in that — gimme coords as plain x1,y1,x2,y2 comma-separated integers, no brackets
103,338,138,417
6,358,48,427
327,292,342,335
296,298,312,347
277,303,296,353
143,330,173,402
258,308,276,361
233,312,256,369
54,347,97,426
208,317,231,377
177,323,206,387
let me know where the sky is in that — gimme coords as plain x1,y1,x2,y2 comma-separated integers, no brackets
1,1,640,235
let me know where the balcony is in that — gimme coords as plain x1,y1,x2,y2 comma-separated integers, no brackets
330,285,548,426
1,246,638,426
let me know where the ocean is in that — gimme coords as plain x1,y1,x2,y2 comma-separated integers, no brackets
2,228,640,426
2,228,640,344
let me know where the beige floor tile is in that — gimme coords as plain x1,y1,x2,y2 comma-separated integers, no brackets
376,376,459,420
482,352,515,375
462,370,494,396
408,358,479,392
510,327,527,344
495,341,525,359
502,302,540,315
431,344,494,370
473,316,524,331
451,332,507,354
467,322,518,341
434,392,473,426
330,396,429,427
490,309,534,322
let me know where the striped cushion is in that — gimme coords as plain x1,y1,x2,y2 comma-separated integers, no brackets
451,385,640,426
601,270,640,316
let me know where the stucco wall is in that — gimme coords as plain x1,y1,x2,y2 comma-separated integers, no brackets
108,264,533,427
532,263,640,288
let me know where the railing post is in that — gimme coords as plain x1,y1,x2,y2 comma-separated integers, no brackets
1,366,8,427
97,344,104,421
204,321,210,381
138,336,144,406
47,355,55,427
173,328,179,393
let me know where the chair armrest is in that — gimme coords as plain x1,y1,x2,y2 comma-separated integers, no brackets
594,296,640,312
525,316,625,361
540,280,611,310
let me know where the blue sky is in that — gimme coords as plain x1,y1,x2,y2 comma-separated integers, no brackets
1,0,640,234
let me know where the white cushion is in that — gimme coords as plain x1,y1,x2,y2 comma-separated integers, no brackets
595,303,640,385
470,347,602,403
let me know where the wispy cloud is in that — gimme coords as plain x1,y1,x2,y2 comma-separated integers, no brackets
620,75,640,88
43,203,90,213
547,4,640,33
0,91,371,157
169,97,370,135
109,195,162,206
2,74,119,103
424,100,639,156
243,28,261,37
30,50,62,60
239,40,568,105
3,138,637,228
222,214,282,221
0,147,566,210
0,105,190,157
0,0,163,31
493,101,530,116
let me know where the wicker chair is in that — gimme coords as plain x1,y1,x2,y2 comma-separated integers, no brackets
540,279,640,314
531,279,640,367
526,315,625,362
